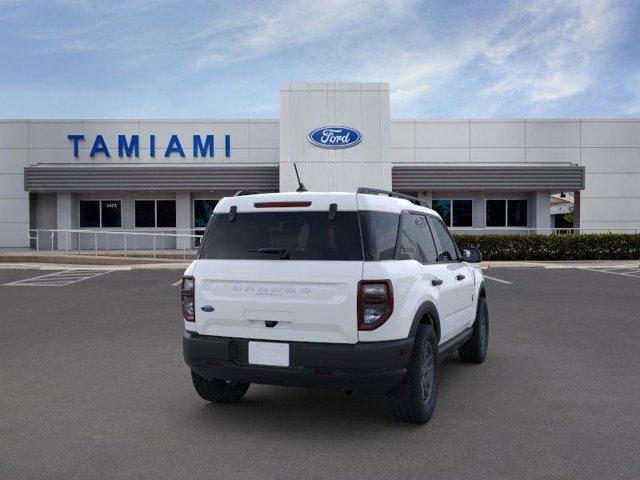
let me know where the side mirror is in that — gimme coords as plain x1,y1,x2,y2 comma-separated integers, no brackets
462,246,482,263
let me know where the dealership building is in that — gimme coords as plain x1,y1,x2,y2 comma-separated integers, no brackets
0,82,638,249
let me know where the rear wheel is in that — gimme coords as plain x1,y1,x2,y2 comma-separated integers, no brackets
386,324,438,424
458,296,489,363
190,370,250,403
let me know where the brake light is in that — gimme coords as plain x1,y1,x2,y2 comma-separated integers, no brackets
254,201,312,208
181,276,195,322
357,280,393,330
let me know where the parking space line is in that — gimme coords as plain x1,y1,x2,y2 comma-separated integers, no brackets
171,279,182,286
483,275,513,284
577,266,640,279
2,269,115,287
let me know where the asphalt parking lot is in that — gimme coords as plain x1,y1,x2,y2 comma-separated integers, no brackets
1,266,639,479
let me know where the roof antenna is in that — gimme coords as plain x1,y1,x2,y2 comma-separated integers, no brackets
293,163,308,192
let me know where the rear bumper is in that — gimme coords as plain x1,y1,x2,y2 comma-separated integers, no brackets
183,331,413,394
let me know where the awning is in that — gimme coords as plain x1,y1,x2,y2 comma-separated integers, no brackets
392,164,585,191
24,165,279,192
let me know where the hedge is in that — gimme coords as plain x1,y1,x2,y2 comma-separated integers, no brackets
452,233,640,261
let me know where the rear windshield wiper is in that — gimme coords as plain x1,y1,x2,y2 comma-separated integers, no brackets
248,247,290,259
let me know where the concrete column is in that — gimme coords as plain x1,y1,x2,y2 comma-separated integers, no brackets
472,192,485,229
279,83,391,193
528,191,550,233
175,191,191,250
56,192,78,250
573,190,581,230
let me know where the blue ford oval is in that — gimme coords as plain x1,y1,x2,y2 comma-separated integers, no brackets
308,126,362,149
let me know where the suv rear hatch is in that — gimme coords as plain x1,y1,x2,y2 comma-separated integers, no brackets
193,193,363,344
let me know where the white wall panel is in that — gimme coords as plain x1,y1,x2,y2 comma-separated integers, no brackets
0,149,29,173
526,148,580,164
526,121,580,147
391,122,414,149
0,222,29,247
581,121,640,147
470,121,525,147
580,148,640,172
414,148,469,163
0,198,29,222
249,122,278,149
470,148,525,163
580,198,640,223
28,121,84,148
415,122,468,148
582,173,640,196
392,148,414,163
0,174,28,198
0,122,27,148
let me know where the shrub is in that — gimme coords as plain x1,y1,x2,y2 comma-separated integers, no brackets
453,233,640,261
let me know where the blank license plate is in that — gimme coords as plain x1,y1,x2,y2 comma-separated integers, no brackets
248,341,289,367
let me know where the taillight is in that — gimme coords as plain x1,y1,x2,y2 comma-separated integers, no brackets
181,276,195,322
357,280,393,330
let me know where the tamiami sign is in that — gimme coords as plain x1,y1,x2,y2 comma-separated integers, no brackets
67,134,232,158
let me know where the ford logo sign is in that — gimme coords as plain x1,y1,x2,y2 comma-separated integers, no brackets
308,126,362,149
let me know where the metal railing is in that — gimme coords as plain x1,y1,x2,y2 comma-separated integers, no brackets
27,228,202,259
448,227,639,235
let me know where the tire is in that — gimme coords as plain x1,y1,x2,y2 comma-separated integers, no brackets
190,370,250,403
458,296,489,364
386,324,439,424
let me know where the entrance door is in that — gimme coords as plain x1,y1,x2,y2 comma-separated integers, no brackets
193,199,218,246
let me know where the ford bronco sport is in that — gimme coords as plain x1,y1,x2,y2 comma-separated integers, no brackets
182,188,487,423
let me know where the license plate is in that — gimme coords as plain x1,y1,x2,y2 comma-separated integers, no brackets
248,341,289,367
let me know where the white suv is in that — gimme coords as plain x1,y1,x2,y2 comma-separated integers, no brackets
181,188,488,423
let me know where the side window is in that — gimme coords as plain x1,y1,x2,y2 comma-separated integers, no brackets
395,212,416,260
430,218,460,262
412,214,437,264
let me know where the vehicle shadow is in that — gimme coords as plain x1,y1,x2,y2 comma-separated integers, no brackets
174,356,471,436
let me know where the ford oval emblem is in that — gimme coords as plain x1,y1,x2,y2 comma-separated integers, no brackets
308,126,362,149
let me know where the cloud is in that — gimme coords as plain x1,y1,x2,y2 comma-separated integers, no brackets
1,0,634,118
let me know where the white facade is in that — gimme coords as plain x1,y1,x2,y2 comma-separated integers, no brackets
1,82,639,248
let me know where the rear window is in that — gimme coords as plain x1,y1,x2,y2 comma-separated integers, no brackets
199,211,363,261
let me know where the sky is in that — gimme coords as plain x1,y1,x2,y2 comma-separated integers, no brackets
1,0,639,119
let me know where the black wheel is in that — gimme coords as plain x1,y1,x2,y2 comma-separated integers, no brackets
190,370,250,403
458,296,489,364
387,324,439,424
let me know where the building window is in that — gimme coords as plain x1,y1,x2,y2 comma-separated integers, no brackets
432,199,473,227
134,200,176,228
79,201,100,228
194,199,218,246
507,200,528,227
135,201,155,228
486,199,528,227
80,200,122,228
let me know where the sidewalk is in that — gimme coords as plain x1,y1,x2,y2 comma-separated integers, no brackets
482,260,640,269
0,249,637,269
0,249,196,267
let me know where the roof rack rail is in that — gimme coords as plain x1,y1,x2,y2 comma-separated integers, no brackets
233,190,262,196
356,187,429,208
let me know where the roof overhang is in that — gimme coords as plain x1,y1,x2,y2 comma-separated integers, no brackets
24,165,279,192
392,164,585,192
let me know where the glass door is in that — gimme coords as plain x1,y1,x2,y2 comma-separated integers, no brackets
193,199,218,246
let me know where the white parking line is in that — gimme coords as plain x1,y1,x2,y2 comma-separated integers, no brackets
171,279,182,286
483,275,513,284
577,266,640,279
2,269,115,287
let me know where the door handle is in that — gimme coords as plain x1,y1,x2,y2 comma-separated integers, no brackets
431,278,443,286
456,274,465,281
